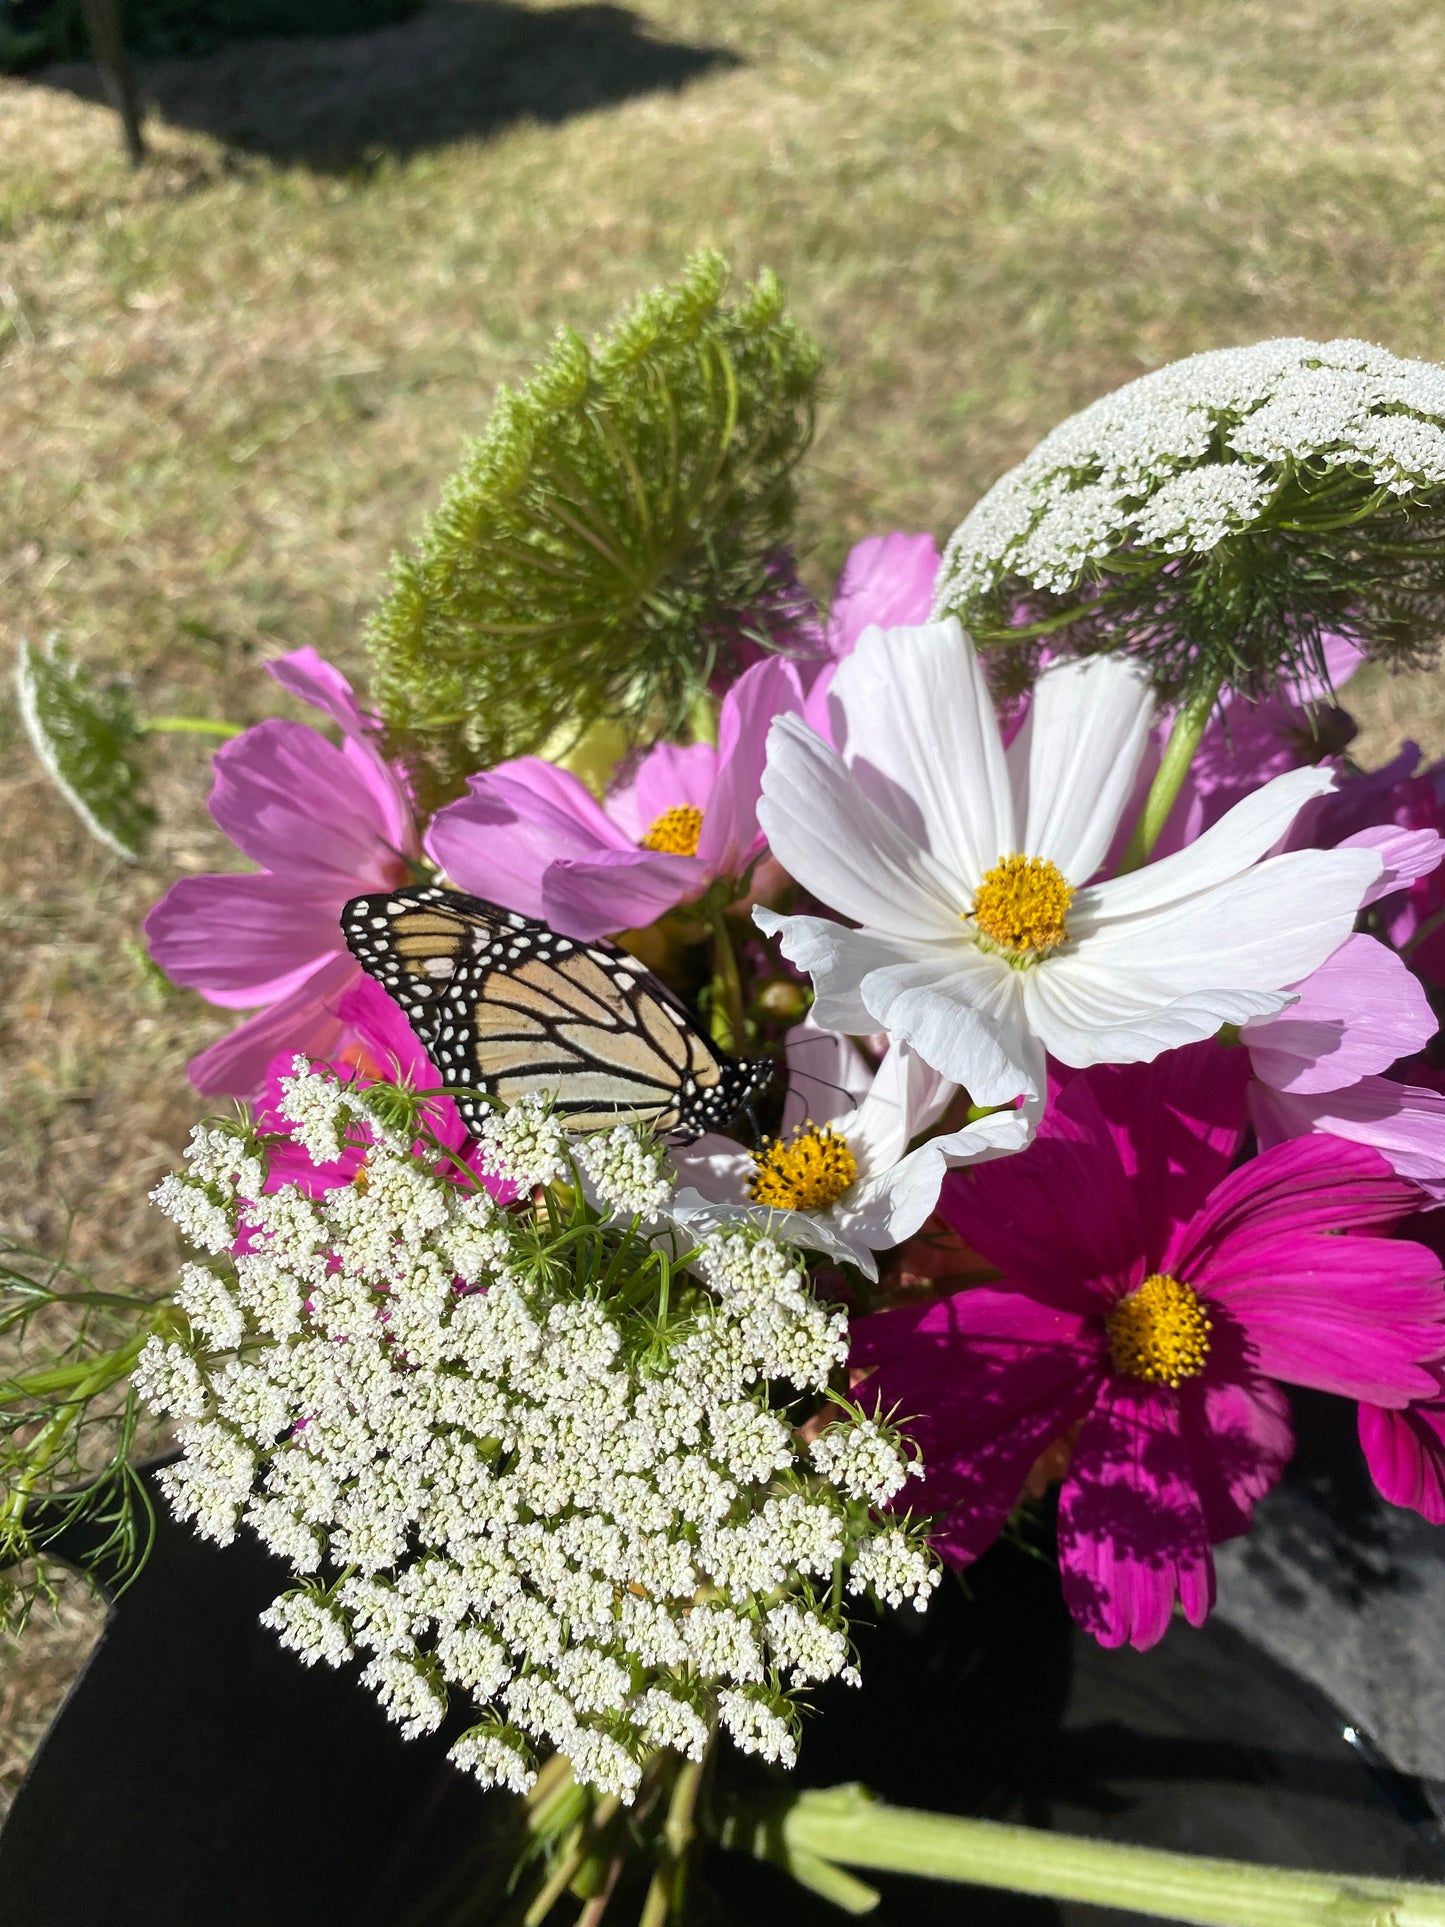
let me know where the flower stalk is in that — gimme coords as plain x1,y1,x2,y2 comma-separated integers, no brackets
742,1784,1445,1927
1116,671,1224,873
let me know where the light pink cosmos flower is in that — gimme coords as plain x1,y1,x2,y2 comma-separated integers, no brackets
826,531,941,659
854,1043,1445,1650
145,649,418,1100
425,655,807,941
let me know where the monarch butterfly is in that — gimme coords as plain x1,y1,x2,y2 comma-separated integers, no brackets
340,885,774,1142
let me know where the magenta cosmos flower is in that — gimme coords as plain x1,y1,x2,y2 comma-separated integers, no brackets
425,655,808,941
854,1042,1445,1649
145,649,419,1100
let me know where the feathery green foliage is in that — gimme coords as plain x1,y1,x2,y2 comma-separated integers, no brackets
14,636,155,862
366,252,822,807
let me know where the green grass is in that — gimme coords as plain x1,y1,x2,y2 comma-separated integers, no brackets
2,0,1444,1788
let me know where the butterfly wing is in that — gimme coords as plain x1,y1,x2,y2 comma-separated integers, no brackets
340,886,767,1139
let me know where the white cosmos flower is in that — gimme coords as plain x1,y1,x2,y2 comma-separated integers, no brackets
754,619,1381,1105
661,1018,1032,1279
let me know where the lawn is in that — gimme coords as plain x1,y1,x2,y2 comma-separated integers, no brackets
1,0,1443,1800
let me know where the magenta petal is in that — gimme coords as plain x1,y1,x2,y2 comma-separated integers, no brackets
208,720,405,884
1169,1137,1445,1405
266,647,371,738
698,656,806,875
1359,1398,1445,1522
1058,1380,1215,1651
1242,935,1437,1094
187,952,359,1099
827,533,942,660
542,847,705,940
1180,1373,1293,1542
853,1289,1102,1565
425,758,629,917
145,872,348,1000
1252,1074,1445,1201
1345,825,1445,907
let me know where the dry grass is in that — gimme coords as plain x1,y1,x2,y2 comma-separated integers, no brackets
1,0,1444,1800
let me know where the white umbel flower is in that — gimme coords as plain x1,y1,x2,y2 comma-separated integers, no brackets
757,620,1380,1104
937,337,1445,608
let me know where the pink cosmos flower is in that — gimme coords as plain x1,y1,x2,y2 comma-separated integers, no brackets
827,532,941,659
425,655,808,941
854,1043,1445,1650
145,650,419,1101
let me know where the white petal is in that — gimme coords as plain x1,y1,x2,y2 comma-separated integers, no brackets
665,1189,881,1279
830,618,1015,886
758,715,963,937
1080,764,1348,921
1021,952,1289,1067
1019,655,1156,882
753,910,920,1034
1074,847,1380,992
859,949,1043,1104
840,1105,1034,1249
781,1019,873,1134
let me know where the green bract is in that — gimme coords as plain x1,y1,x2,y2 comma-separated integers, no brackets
366,251,822,806
935,337,1445,704
14,636,155,861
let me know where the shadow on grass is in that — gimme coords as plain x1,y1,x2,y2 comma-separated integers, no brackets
28,0,740,168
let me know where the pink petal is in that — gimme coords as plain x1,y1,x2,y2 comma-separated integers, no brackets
187,951,360,1098
1359,1398,1445,1522
853,1289,1102,1565
1345,825,1445,907
208,721,409,885
1180,1372,1293,1542
542,847,706,940
826,532,941,660
145,872,350,1000
266,647,372,738
620,742,718,842
1250,1073,1445,1200
1058,1380,1216,1650
697,656,807,874
425,758,630,918
1242,934,1437,1094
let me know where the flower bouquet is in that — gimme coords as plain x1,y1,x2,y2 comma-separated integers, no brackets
12,252,1445,1924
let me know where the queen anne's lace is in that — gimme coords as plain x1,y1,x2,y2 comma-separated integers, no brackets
141,1064,935,1798
937,338,1445,607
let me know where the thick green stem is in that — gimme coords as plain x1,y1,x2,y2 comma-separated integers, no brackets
0,1332,147,1534
707,902,747,1053
772,1787,1445,1927
142,716,244,739
639,1754,706,1927
522,1795,621,1927
1117,675,1224,874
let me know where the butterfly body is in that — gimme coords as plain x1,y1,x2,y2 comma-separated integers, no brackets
341,886,773,1142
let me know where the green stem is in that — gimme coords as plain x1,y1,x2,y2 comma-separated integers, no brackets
0,1333,147,1534
639,1755,706,1927
522,1796,621,1927
142,715,244,738
707,901,747,1054
1117,674,1224,874
771,1787,1445,1927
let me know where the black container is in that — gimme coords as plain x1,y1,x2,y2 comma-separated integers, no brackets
2,1439,1441,1927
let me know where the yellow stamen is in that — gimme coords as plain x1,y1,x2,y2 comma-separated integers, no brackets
748,1122,857,1213
1107,1273,1212,1387
639,805,704,856
971,852,1074,957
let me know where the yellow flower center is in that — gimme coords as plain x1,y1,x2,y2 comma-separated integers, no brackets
1107,1274,1212,1387
748,1123,858,1213
971,853,1074,957
639,805,704,856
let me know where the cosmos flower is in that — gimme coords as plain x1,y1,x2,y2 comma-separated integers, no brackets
853,1043,1445,1649
145,649,419,1099
426,655,807,941
756,619,1379,1105
659,1019,1032,1277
